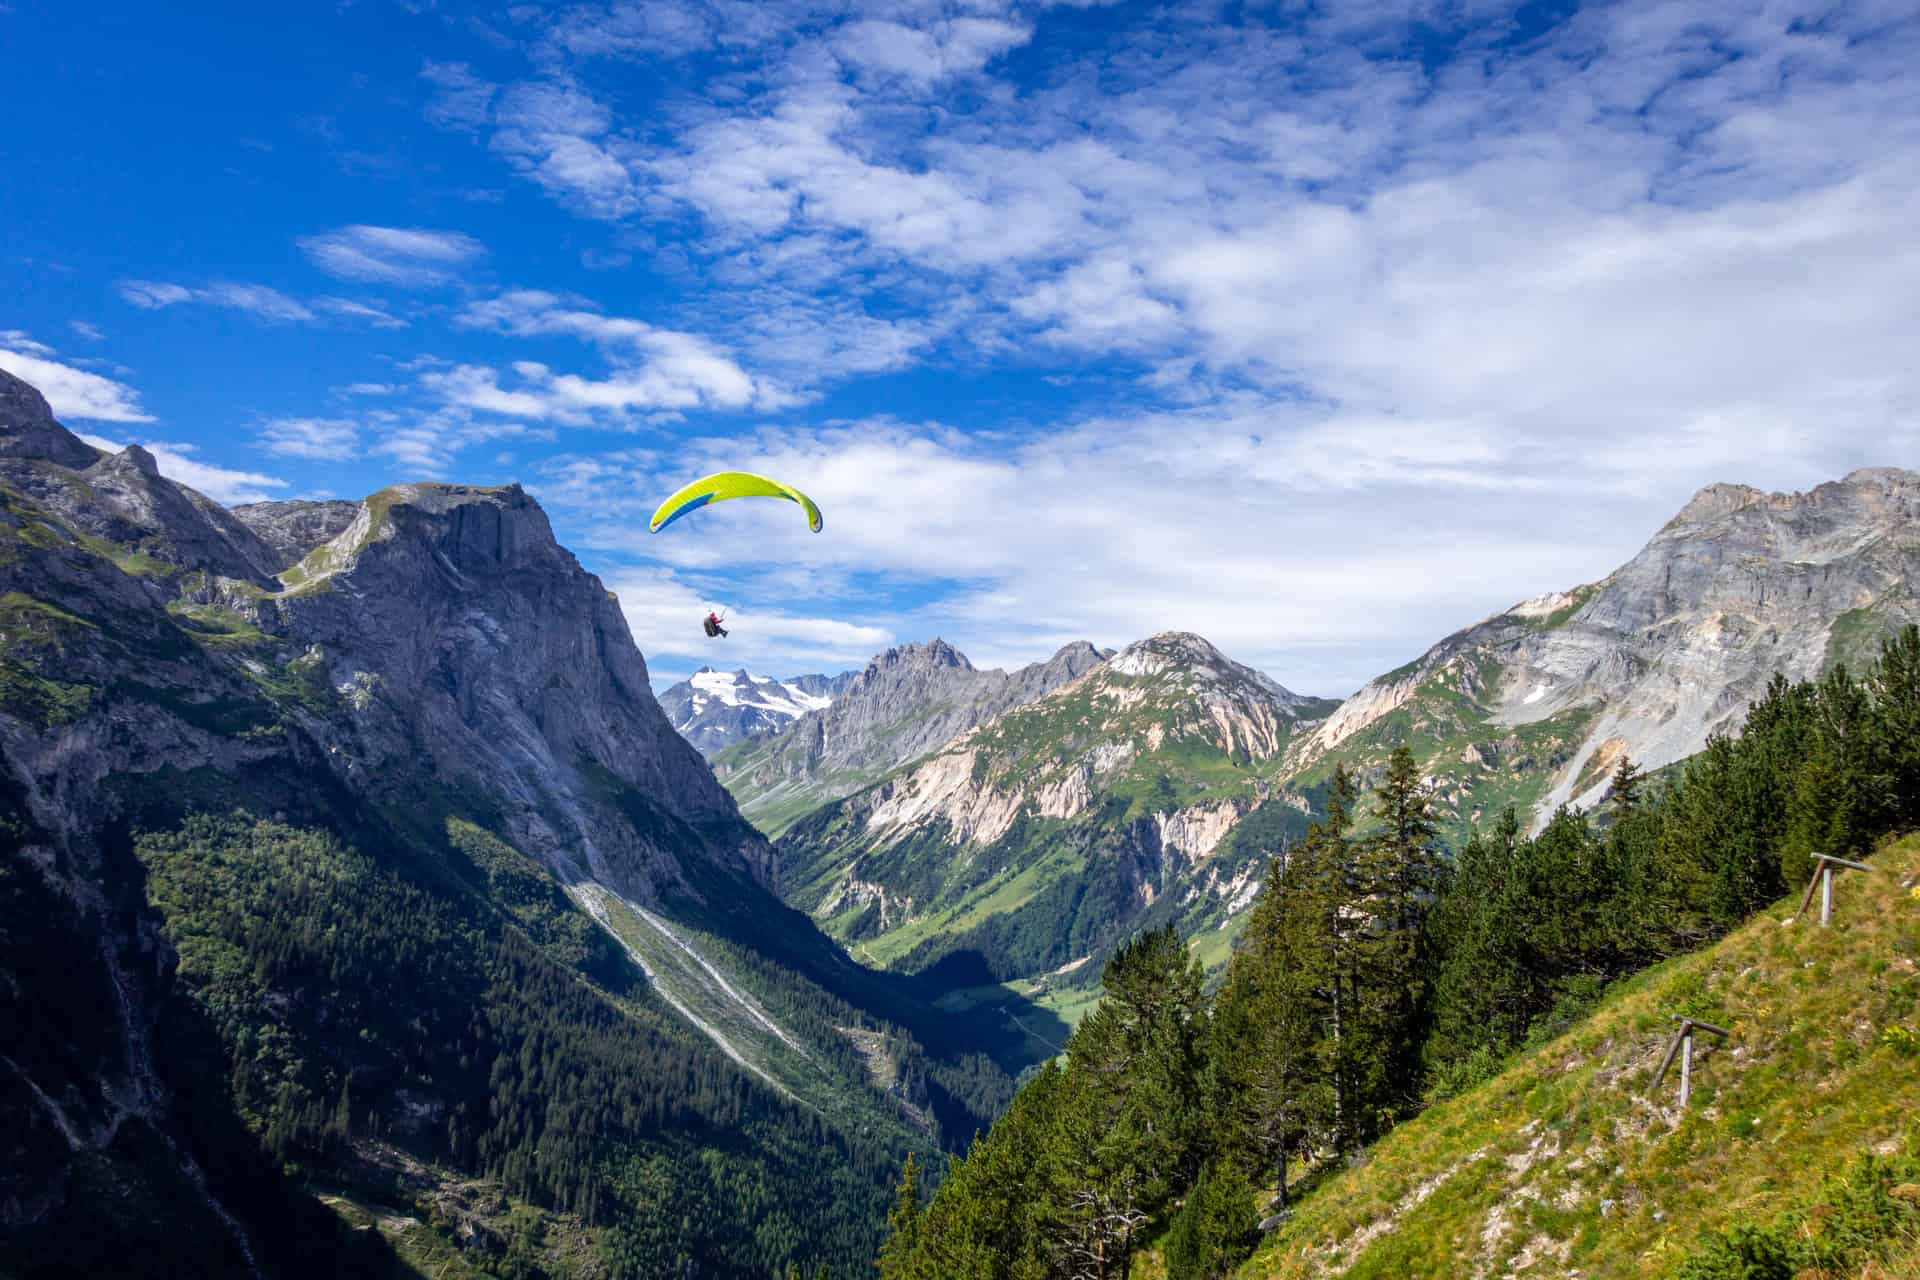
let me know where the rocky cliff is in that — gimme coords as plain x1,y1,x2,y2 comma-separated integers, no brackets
1289,467,1920,831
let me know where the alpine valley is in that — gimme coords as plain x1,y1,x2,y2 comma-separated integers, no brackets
6,353,1919,1280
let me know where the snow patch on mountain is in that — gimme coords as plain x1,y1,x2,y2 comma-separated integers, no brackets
660,666,853,756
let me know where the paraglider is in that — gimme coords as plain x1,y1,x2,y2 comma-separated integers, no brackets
650,471,822,640
649,471,823,535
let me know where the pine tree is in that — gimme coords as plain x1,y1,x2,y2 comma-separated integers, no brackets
1862,625,1920,836
1211,855,1331,1209
1351,747,1447,1126
1048,926,1210,1276
1163,1157,1259,1280
1609,753,1644,817
876,1154,924,1280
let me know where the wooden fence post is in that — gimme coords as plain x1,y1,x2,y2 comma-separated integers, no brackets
1797,853,1877,927
1651,1015,1730,1110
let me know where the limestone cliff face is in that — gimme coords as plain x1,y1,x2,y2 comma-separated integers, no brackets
0,367,770,904
267,483,771,897
230,498,358,570
1291,467,1920,825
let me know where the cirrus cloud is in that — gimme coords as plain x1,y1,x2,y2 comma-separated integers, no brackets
297,225,487,287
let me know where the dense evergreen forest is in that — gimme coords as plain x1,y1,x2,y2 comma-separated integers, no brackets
877,628,1920,1279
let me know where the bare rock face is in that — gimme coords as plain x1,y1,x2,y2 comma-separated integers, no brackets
0,369,101,468
268,483,769,897
714,637,1112,831
1293,467,1920,826
230,498,359,570
0,371,280,585
0,368,771,900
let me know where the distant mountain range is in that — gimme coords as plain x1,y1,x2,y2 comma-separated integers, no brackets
744,467,1920,1030
658,666,856,755
713,638,1112,835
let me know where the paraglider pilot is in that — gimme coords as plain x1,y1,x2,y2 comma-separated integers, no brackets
704,611,728,638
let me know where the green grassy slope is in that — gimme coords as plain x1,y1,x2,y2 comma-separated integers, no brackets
1244,835,1920,1280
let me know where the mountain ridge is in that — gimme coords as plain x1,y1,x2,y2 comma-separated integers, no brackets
1288,465,1920,832
714,635,1113,835
775,629,1339,1004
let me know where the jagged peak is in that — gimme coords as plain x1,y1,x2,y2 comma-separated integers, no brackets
867,638,973,673
0,368,106,470
93,442,161,477
1663,481,1768,530
1842,465,1916,488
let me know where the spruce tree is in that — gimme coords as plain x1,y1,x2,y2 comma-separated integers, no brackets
1163,1158,1259,1280
876,1154,924,1280
1609,753,1643,817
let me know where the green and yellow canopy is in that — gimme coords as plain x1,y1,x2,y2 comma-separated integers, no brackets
649,471,823,535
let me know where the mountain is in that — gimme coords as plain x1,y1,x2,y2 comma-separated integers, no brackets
773,470,1920,1029
1287,467,1920,838
789,670,858,701
658,666,854,756
1244,834,1920,1279
0,369,1051,1278
775,632,1341,1023
713,637,1112,836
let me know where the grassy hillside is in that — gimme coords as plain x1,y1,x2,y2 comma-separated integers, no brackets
1243,834,1920,1280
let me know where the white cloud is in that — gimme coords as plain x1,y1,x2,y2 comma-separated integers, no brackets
0,339,154,423
259,417,360,460
486,82,642,219
421,364,568,420
451,289,777,412
118,280,196,309
201,283,314,323
833,16,1032,83
364,406,548,476
117,279,315,323
314,297,409,328
297,225,487,287
422,61,498,134
78,434,287,504
69,320,105,342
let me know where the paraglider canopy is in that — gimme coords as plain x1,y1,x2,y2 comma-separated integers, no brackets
650,471,823,535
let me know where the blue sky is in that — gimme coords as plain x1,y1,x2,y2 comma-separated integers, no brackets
4,0,1917,696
